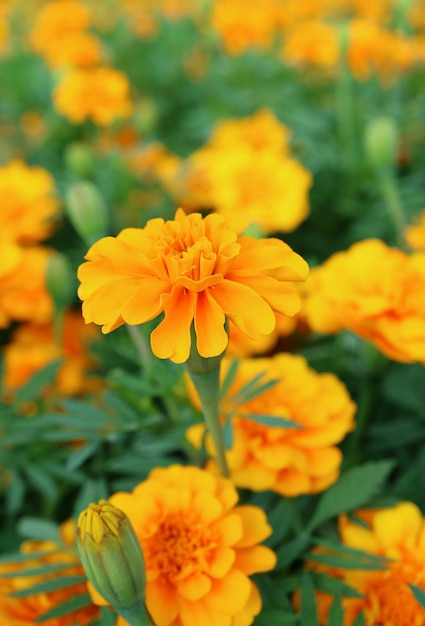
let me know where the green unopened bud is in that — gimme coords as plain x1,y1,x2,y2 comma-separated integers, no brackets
364,116,399,171
77,500,146,612
65,181,109,246
64,142,95,178
46,252,75,309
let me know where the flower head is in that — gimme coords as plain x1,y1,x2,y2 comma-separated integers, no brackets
305,502,425,625
78,208,308,363
92,464,276,626
187,354,356,496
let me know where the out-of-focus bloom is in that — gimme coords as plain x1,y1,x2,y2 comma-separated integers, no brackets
53,67,133,126
182,110,312,234
0,160,59,245
405,209,425,250
0,4,10,55
78,208,308,363
304,238,425,364
281,20,339,69
77,500,146,612
128,142,184,198
0,245,53,328
121,0,203,38
20,111,47,144
0,520,99,625
3,310,100,398
29,0,102,68
304,502,425,625
186,354,356,496
89,464,276,626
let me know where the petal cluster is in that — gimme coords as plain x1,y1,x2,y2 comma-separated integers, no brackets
78,208,308,363
99,465,277,626
186,353,356,496
304,238,425,363
307,502,425,625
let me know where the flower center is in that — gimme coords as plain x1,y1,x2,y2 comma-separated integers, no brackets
144,512,218,583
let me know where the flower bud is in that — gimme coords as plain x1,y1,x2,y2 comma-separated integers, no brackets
364,116,399,171
46,251,75,309
77,499,146,611
65,181,109,246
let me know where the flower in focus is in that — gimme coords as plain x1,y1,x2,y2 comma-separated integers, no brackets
0,520,99,626
186,354,356,496
181,110,312,234
0,245,54,328
304,238,425,363
2,310,100,399
53,67,133,126
304,502,425,625
0,160,59,245
90,464,277,626
78,208,309,363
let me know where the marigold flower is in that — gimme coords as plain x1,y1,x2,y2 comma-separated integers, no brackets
78,208,308,363
304,238,425,364
53,67,133,126
186,353,356,496
89,464,276,626
0,520,99,626
0,160,59,245
405,209,425,250
281,20,340,69
304,502,425,625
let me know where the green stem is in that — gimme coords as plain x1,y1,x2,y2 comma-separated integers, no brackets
127,325,153,374
379,170,406,246
118,601,154,626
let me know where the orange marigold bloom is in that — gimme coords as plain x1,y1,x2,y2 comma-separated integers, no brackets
3,310,100,399
186,354,356,496
0,160,59,245
305,502,425,625
405,209,425,251
304,238,425,364
0,244,53,328
0,520,99,626
90,464,276,626
53,67,133,126
29,0,90,48
77,208,308,363
182,111,312,234
281,20,339,69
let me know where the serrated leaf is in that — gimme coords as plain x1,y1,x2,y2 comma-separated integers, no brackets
300,571,319,626
307,461,395,531
409,583,425,610
35,593,92,622
17,518,60,542
10,575,86,597
238,412,302,429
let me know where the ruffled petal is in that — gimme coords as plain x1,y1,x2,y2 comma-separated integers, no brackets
150,287,197,363
194,290,228,358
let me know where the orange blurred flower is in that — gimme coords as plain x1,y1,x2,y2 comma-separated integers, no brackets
281,20,339,69
78,208,308,363
53,67,133,126
90,464,276,626
186,354,356,496
405,209,425,250
304,502,425,625
182,110,312,234
304,238,425,364
3,310,100,398
0,244,53,328
0,160,59,245
0,520,99,626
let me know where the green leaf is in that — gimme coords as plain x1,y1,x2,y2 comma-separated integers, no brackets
254,610,299,625
35,593,93,622
326,585,344,626
353,612,366,626
238,413,302,429
311,538,392,565
275,535,310,570
312,573,364,599
307,461,394,531
66,441,99,472
409,583,425,610
15,360,62,404
222,417,234,449
308,552,388,571
0,550,60,565
10,576,86,597
17,517,60,542
300,571,319,626
5,471,26,516
224,371,280,408
220,359,239,400
1,563,76,578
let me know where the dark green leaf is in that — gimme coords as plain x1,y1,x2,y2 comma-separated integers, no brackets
308,552,388,570
353,612,366,626
300,571,319,626
238,413,302,429
17,518,60,542
326,584,344,626
409,583,425,610
10,576,86,597
1,563,76,578
312,573,364,599
35,593,93,622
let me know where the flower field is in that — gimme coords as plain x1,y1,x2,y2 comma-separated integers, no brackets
2,1,425,624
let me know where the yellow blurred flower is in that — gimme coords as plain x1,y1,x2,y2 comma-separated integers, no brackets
182,110,312,234
0,520,99,626
0,245,53,328
304,502,425,625
53,67,133,126
304,238,425,364
281,20,339,69
3,310,100,398
91,464,277,626
78,208,308,363
0,160,59,245
186,354,356,496
405,209,425,250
